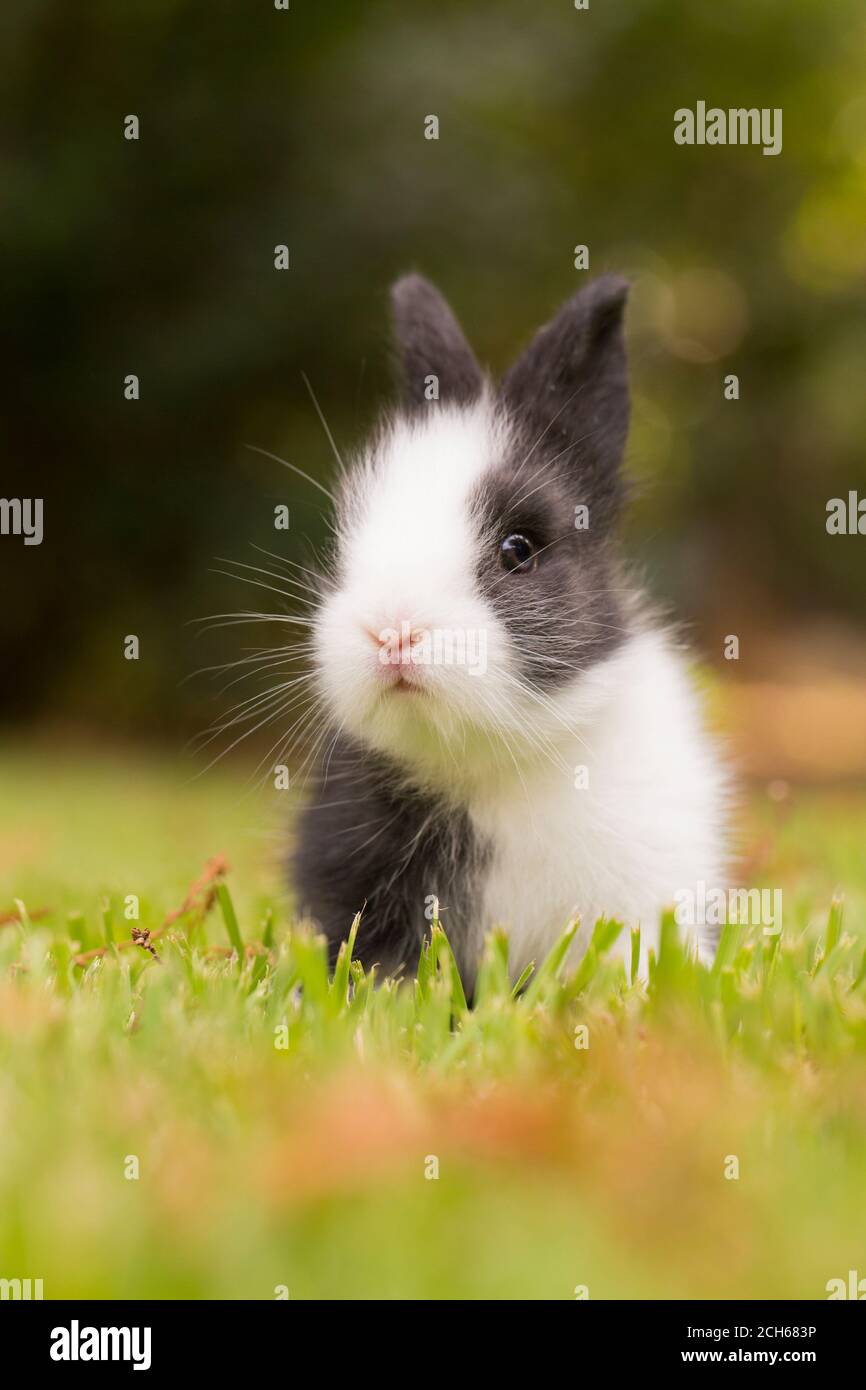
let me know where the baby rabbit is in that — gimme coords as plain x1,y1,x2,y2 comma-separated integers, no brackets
293,274,728,990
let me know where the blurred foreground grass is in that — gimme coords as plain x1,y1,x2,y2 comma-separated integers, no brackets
1,745,866,1300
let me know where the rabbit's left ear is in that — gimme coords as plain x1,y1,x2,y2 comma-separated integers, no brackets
390,274,484,407
501,275,630,485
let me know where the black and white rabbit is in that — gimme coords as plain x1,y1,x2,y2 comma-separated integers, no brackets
293,273,728,988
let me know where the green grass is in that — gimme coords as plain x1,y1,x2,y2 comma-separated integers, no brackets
1,745,866,1299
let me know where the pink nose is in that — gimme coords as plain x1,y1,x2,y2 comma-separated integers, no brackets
365,621,425,666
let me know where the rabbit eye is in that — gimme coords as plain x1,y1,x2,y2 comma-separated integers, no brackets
500,533,538,573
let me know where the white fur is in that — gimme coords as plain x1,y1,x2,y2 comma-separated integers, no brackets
467,628,729,976
315,398,516,776
314,400,729,975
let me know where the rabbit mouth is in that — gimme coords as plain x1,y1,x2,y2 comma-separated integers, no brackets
381,670,427,696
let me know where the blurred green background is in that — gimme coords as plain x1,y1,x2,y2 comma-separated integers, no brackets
3,0,865,740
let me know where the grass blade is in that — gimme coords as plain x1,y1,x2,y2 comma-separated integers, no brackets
216,883,244,959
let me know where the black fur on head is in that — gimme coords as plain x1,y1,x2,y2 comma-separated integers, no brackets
481,275,633,690
499,273,631,530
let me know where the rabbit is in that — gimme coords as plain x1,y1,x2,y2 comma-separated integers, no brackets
292,273,729,991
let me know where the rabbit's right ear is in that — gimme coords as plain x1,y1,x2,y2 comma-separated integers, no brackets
500,275,630,504
390,274,484,407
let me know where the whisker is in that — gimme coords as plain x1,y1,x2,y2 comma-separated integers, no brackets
244,443,337,505
209,566,319,609
302,370,346,479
